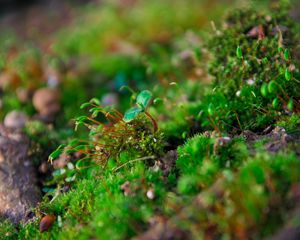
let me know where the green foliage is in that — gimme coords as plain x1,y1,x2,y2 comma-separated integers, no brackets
176,134,248,194
50,95,164,173
1,1,300,240
123,90,153,122
206,6,300,131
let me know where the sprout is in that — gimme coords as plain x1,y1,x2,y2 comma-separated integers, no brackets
123,90,157,132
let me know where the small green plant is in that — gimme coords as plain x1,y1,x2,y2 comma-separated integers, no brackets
49,91,163,172
123,90,158,132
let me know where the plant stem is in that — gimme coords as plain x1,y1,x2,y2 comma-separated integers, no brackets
144,111,158,132
112,155,156,172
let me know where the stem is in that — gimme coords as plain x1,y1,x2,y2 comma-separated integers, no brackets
112,156,156,172
144,111,158,132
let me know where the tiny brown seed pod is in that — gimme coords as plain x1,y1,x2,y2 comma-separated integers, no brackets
40,214,56,233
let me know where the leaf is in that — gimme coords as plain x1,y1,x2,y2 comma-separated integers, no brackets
284,49,289,61
74,145,88,151
69,139,79,146
40,215,56,233
272,98,279,109
285,68,292,81
42,187,55,193
123,107,143,122
89,98,101,105
136,90,152,109
52,168,66,177
49,149,63,163
287,98,293,111
267,81,277,93
153,98,163,105
207,103,214,116
236,46,243,59
80,102,91,109
260,83,268,97
75,116,88,122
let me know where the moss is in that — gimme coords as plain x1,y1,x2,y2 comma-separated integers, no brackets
205,5,300,132
1,1,300,239
0,220,18,240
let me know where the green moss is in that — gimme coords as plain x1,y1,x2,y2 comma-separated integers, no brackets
1,1,300,239
205,5,300,132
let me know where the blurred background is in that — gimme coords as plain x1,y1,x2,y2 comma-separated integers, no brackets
0,0,298,124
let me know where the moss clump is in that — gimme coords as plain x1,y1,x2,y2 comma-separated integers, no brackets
204,5,300,132
176,134,248,195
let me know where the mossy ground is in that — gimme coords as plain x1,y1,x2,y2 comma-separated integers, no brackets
0,0,300,239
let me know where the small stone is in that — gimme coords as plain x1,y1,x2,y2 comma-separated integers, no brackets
39,162,50,174
33,88,60,117
4,111,28,129
146,188,155,200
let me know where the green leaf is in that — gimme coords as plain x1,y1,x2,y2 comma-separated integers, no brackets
136,90,152,109
287,98,293,111
42,187,55,193
52,168,66,177
123,107,143,122
267,81,277,93
74,145,88,151
284,49,289,61
207,103,214,116
75,116,88,123
69,139,79,146
49,148,63,162
285,68,292,81
153,98,163,105
80,102,91,109
260,83,268,97
236,46,243,59
272,98,279,109
89,98,101,105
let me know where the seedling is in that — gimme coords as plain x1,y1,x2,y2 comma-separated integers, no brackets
123,90,158,132
49,91,162,174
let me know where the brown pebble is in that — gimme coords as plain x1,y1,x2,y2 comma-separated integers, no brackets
39,162,49,174
40,215,56,233
33,88,60,117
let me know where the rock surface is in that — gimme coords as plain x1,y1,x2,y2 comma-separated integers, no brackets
4,111,28,129
0,125,41,223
